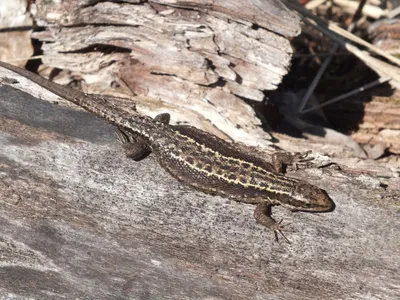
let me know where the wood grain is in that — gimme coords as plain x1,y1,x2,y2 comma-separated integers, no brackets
28,0,299,147
1,77,399,300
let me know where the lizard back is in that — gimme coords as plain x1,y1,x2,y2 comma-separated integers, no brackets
149,124,300,205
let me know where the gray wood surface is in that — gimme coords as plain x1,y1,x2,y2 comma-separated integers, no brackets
0,83,399,299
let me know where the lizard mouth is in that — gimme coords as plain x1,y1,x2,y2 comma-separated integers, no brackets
289,183,336,213
296,197,335,213
318,190,336,212
289,189,336,213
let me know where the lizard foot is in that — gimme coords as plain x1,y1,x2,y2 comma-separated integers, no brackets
115,127,151,161
270,219,292,244
254,202,292,243
291,150,314,170
272,150,314,173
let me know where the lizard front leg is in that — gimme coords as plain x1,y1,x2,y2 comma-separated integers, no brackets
271,150,312,173
254,202,291,243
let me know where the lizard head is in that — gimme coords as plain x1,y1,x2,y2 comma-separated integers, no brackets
286,182,335,212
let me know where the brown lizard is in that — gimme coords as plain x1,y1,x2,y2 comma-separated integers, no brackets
0,60,335,242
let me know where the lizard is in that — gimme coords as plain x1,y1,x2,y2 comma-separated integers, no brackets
0,60,335,242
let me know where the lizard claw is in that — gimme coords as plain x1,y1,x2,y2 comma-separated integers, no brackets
115,127,130,144
293,150,313,162
271,219,292,244
272,151,314,173
291,151,314,170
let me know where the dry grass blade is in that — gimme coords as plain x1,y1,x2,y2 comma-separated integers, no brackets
285,1,400,68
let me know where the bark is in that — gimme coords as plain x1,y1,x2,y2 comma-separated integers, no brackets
28,0,299,146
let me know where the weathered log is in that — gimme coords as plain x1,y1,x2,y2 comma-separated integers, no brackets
1,69,399,299
1,1,399,299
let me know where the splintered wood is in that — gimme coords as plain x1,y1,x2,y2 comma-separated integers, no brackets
31,0,300,146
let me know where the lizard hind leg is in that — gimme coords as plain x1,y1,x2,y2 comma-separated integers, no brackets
254,202,291,243
115,128,151,161
115,113,170,161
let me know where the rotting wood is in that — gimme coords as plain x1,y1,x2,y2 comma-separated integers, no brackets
29,0,299,146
